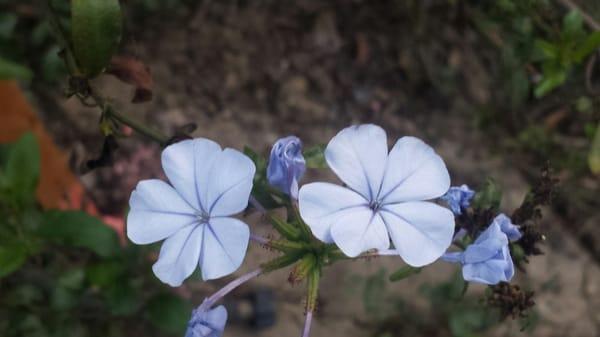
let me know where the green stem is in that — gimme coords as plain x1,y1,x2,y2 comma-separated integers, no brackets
306,268,320,312
103,104,168,145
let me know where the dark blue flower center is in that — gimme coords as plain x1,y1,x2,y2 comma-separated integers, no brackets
369,200,382,212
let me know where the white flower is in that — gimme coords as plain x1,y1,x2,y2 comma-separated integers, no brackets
298,124,455,266
127,138,256,286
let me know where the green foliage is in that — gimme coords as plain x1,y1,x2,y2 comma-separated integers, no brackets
1,133,40,205
534,11,600,97
0,57,33,80
0,133,186,337
589,122,600,174
71,0,123,77
146,293,192,335
304,144,328,169
0,242,28,278
472,178,502,210
39,210,120,257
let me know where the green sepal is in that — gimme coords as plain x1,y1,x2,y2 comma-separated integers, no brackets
269,213,301,241
260,251,304,273
288,253,316,283
267,239,308,253
306,268,321,312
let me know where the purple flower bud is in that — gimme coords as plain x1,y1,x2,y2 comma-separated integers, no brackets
441,184,475,215
267,136,306,198
442,221,514,285
493,213,522,242
185,302,228,337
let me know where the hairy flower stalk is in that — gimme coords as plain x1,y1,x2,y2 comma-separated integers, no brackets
200,268,263,311
302,269,320,337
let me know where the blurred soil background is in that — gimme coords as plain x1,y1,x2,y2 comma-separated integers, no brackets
4,0,600,336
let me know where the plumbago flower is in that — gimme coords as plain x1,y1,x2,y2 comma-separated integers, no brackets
127,139,256,286
267,136,306,198
493,213,522,242
441,184,475,215
298,124,455,266
185,303,227,337
442,220,514,285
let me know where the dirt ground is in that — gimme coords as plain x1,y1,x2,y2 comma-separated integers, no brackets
32,1,600,337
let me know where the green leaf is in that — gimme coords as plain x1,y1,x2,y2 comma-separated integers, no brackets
589,123,600,174
146,293,191,335
0,57,33,80
39,210,120,257
534,39,559,60
106,282,140,316
534,68,567,97
0,242,28,278
472,178,502,210
0,13,18,38
71,0,122,77
3,132,39,203
304,144,327,168
58,268,85,290
562,10,584,40
86,260,124,288
573,32,600,63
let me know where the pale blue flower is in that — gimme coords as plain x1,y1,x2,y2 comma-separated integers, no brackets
442,221,515,285
493,213,522,242
185,303,228,337
267,136,306,198
298,124,455,266
441,184,475,215
127,139,256,286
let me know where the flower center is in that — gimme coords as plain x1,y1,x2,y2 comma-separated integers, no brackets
196,211,210,223
369,200,382,212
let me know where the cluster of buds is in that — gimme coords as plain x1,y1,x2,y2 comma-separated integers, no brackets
486,282,535,320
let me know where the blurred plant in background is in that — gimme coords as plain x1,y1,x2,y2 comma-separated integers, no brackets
0,133,192,337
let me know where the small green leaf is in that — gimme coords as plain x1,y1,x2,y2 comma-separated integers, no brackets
58,268,85,290
472,178,502,210
106,282,140,316
86,260,124,288
0,57,33,80
589,123,600,174
562,10,584,40
0,242,28,278
573,32,600,63
71,0,122,77
39,210,120,257
534,39,559,60
304,144,327,168
3,132,39,202
146,293,191,335
534,68,567,97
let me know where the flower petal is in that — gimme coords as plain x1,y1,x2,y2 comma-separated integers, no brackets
380,201,454,267
205,305,228,333
162,139,221,211
325,124,388,200
379,137,450,203
462,259,510,285
127,179,198,244
152,224,203,287
298,182,368,243
330,209,389,257
203,149,256,217
199,217,250,280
